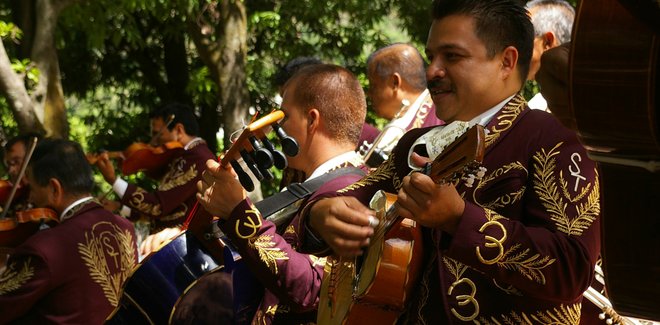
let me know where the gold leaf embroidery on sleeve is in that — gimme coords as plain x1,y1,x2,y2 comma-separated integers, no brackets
284,224,296,236
0,258,35,295
159,158,198,191
473,162,528,209
78,222,136,307
478,303,581,325
338,153,396,193
533,143,599,236
484,94,526,147
129,188,162,216
248,235,289,274
309,255,326,267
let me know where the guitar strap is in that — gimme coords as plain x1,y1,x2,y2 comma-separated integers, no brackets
255,166,365,230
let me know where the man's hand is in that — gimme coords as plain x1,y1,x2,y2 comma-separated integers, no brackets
139,227,183,257
309,196,376,257
396,153,465,234
94,152,117,185
196,159,246,219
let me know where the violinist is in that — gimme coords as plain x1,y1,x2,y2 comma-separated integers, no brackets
94,103,215,234
1,133,42,214
0,138,138,323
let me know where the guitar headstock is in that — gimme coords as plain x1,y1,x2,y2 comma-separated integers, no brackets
423,124,486,187
220,110,299,191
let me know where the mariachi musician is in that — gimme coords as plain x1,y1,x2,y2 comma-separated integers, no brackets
1,134,42,216
359,43,443,168
0,139,138,323
94,103,215,234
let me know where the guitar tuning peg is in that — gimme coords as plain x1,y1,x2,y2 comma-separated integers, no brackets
240,149,264,181
230,160,254,192
260,137,288,170
249,136,274,169
273,123,299,157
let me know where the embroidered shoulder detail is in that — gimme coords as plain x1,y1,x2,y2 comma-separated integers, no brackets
129,188,162,216
339,153,396,193
533,143,600,236
0,257,35,295
78,221,136,307
478,303,581,325
248,234,289,274
485,93,526,148
159,158,198,191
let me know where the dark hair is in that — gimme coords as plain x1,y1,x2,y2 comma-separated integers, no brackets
527,0,575,44
432,0,534,83
273,56,323,89
149,102,200,136
4,132,42,153
29,139,94,196
367,43,427,92
284,64,366,146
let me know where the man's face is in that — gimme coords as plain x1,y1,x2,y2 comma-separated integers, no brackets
150,117,177,146
279,81,308,171
367,64,397,120
425,15,506,123
4,141,26,185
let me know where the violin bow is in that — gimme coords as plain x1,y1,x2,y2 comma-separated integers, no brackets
0,136,38,220
149,114,176,146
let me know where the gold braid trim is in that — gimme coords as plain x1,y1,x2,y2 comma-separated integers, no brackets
338,153,396,193
248,234,289,274
0,257,35,295
496,244,555,285
478,303,581,325
159,158,198,191
485,94,526,148
533,143,599,236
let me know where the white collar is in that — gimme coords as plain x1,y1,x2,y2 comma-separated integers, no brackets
60,196,94,222
184,137,204,150
306,151,363,181
468,94,516,130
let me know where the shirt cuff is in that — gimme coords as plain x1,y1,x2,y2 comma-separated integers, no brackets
119,205,132,218
113,178,128,198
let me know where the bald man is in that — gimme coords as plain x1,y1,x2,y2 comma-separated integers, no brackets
361,43,442,167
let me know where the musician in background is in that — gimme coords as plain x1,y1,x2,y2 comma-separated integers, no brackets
360,43,442,167
94,103,215,234
2,133,42,214
526,0,575,112
0,139,137,323
196,63,368,324
304,0,601,322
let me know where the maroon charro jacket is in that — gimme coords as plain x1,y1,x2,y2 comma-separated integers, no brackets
0,200,138,324
303,93,601,324
121,140,215,232
219,160,367,325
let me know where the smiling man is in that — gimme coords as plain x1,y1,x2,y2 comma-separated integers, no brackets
303,0,601,323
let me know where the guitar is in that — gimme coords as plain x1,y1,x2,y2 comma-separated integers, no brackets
106,110,298,324
318,123,486,324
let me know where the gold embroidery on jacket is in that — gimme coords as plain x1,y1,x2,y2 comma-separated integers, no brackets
309,255,326,267
160,203,187,222
284,224,296,236
129,188,162,216
249,234,289,274
485,94,526,148
339,153,396,193
78,221,136,307
235,210,263,239
0,258,35,295
533,143,599,236
478,303,581,324
473,162,528,209
444,257,480,322
159,158,198,191
476,210,555,285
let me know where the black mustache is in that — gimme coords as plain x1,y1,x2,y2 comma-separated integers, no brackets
427,79,448,89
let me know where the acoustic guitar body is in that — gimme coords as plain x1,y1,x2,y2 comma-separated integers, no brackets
571,0,660,321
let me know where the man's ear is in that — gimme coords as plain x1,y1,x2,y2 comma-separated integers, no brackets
391,73,402,90
307,108,320,130
501,46,519,80
48,178,63,207
542,31,557,50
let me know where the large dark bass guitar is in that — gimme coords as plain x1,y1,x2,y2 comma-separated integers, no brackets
106,110,299,324
318,123,485,324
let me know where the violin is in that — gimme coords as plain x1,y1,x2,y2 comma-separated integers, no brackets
87,141,185,176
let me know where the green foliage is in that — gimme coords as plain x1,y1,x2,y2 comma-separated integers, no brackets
0,21,21,40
